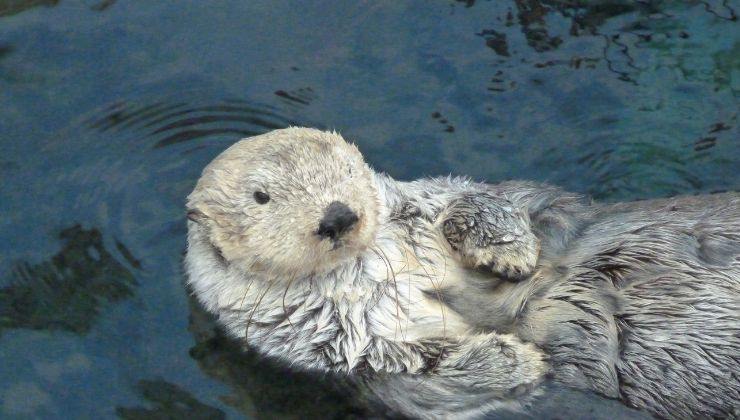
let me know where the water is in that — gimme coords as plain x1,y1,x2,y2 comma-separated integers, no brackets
0,0,737,418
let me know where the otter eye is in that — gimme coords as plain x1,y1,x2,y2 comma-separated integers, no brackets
254,191,270,204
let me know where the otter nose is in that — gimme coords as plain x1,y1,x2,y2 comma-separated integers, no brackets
317,201,358,241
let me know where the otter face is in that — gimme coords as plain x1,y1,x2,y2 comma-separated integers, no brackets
187,127,379,279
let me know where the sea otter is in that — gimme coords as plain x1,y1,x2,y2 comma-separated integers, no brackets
185,127,547,418
185,127,739,419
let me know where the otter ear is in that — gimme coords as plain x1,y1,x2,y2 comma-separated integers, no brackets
187,208,207,224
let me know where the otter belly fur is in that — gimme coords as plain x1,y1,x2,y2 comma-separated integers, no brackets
441,184,740,419
185,128,739,419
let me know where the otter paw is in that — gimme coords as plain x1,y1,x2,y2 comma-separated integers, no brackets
468,236,540,282
441,194,540,282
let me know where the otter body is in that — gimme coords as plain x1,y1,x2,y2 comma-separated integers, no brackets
186,128,547,418
186,128,739,419
442,183,740,418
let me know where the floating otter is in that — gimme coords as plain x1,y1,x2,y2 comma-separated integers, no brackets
185,127,547,417
185,127,739,418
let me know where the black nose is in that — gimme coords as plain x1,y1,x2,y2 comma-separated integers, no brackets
316,201,359,241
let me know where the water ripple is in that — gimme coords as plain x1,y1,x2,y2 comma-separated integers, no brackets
83,98,300,149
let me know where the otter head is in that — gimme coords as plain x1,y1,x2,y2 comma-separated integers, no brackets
187,127,379,279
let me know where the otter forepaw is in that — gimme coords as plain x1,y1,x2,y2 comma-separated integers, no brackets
441,193,540,282
467,236,540,282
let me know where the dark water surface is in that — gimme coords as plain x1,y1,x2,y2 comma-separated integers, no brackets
0,0,738,418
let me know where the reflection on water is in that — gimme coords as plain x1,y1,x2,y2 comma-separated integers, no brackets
0,0,737,417
0,225,137,335
116,379,225,420
454,0,737,201
0,0,57,17
0,0,118,16
514,0,563,53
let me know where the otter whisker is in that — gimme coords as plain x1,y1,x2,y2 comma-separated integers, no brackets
371,245,405,341
237,276,256,313
245,279,274,343
366,262,389,313
400,247,413,334
369,247,396,321
376,245,406,341
412,249,447,337
432,251,451,371
281,269,299,332
410,245,449,372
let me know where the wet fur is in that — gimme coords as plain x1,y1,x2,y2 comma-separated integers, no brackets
441,183,740,418
186,128,739,419
186,129,547,419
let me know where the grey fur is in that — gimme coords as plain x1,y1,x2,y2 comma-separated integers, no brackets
440,192,540,281
186,128,739,419
440,182,740,419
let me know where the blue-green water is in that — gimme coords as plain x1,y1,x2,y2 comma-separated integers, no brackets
0,1,737,418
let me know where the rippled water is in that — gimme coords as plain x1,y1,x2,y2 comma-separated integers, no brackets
0,0,737,418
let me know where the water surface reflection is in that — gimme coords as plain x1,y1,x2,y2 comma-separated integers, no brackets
1,225,137,335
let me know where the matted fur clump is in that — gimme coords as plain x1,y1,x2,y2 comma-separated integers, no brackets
185,127,739,419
